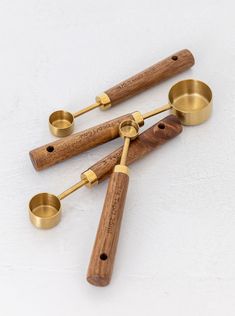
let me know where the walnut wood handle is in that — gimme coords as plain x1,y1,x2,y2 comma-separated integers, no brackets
29,113,133,171
87,171,129,286
86,115,182,182
86,115,182,286
105,49,194,105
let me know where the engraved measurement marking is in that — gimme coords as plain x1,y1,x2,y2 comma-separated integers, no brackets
105,185,123,234
116,62,171,89
77,117,128,141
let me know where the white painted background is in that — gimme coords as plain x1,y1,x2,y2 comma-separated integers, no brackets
0,0,234,315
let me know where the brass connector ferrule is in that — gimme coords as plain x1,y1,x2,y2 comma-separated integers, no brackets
96,93,112,110
114,165,129,176
81,169,98,188
131,111,144,127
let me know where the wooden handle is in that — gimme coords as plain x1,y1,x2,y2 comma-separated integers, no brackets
105,49,194,105
29,113,133,171
86,116,182,286
87,115,182,182
87,171,129,286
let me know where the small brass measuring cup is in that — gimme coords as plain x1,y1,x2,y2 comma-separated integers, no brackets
49,110,75,137
118,120,140,164
29,178,88,229
49,103,102,138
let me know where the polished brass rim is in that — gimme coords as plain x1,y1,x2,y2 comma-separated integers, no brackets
168,79,212,113
142,79,212,126
119,120,139,140
29,193,61,229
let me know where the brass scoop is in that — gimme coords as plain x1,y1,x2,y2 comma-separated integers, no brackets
141,79,212,125
29,179,88,229
49,102,105,137
48,49,194,137
87,120,139,286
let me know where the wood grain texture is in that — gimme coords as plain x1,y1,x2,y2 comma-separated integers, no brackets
87,115,182,182
87,171,129,286
29,113,133,171
105,49,194,105
86,115,182,286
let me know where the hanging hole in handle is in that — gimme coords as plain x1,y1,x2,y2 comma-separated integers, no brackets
100,253,108,261
46,146,54,153
171,55,178,61
158,123,165,129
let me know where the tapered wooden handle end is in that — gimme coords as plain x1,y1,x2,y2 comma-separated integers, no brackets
87,171,129,286
105,49,195,105
87,272,110,287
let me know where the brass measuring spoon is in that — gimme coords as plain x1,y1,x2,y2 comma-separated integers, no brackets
142,79,212,125
48,49,194,137
29,115,182,229
29,180,88,229
30,79,212,171
87,120,139,286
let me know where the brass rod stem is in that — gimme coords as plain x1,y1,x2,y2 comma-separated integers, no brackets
73,102,101,118
57,178,88,201
142,103,172,120
120,138,130,166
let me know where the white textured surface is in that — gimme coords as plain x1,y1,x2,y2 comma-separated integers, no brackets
0,0,235,315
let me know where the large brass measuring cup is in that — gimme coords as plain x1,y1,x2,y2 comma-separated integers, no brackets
142,79,212,125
